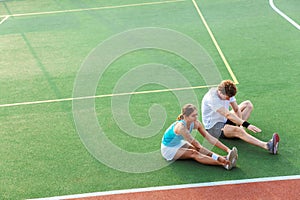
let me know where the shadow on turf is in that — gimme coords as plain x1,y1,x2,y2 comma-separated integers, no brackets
164,138,298,184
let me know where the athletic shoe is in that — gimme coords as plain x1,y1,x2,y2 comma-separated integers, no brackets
231,147,238,168
224,148,238,170
267,133,280,154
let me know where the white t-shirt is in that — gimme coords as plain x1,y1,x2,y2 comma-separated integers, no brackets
201,88,236,129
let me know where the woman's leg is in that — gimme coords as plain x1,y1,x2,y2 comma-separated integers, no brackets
183,143,215,157
173,147,227,166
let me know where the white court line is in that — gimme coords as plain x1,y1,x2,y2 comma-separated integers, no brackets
269,0,300,30
0,0,185,18
0,15,9,25
0,85,217,108
28,175,300,200
0,0,239,108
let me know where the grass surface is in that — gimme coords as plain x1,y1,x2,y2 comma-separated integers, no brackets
0,0,299,199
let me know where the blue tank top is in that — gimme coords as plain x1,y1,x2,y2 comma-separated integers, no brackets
162,120,194,147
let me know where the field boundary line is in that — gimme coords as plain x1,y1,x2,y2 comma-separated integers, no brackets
269,0,300,30
0,0,186,18
0,15,9,24
28,175,300,200
0,84,218,108
191,0,239,84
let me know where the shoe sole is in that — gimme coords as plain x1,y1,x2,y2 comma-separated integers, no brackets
225,149,237,170
272,133,280,154
231,147,238,167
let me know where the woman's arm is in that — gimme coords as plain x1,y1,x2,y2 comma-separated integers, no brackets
195,121,230,153
174,122,202,151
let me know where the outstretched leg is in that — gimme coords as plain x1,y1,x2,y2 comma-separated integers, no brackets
223,125,268,150
173,148,226,166
185,143,220,157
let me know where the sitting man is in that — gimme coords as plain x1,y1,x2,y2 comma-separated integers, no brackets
201,80,279,154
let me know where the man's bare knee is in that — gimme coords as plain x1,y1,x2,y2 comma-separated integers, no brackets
244,100,253,110
224,126,244,138
235,129,245,138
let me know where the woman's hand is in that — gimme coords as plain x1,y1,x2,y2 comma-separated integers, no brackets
218,156,230,166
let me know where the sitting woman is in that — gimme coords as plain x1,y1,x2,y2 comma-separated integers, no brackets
161,104,237,170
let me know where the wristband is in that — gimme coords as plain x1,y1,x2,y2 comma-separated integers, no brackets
212,153,219,161
242,121,250,128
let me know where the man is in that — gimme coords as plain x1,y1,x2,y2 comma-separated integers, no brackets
201,80,279,154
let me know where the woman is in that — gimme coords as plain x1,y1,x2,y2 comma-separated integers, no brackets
161,104,237,170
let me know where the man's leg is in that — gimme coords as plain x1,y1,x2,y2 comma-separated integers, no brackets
238,100,253,120
223,125,268,150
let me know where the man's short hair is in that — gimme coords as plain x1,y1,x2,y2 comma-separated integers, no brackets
218,80,237,97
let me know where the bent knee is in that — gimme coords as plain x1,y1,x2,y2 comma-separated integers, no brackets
244,100,253,110
190,149,201,158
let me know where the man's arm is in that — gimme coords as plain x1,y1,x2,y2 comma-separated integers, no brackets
217,107,261,133
217,107,243,125
230,101,242,119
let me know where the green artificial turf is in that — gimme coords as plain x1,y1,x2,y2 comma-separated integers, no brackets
0,0,299,199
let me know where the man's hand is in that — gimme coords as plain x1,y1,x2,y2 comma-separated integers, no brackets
247,124,261,133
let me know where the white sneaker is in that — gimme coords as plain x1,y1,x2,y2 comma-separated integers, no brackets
224,147,238,170
231,147,238,168
267,133,280,154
